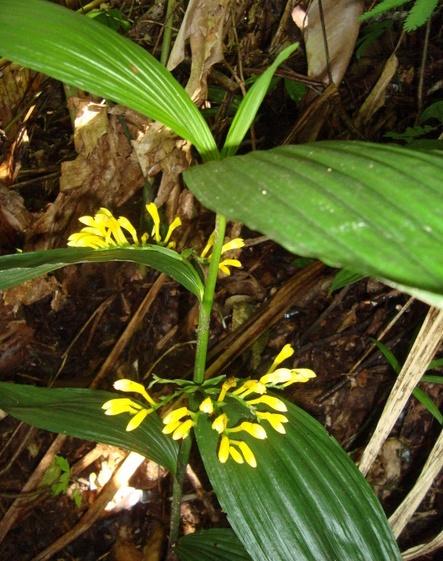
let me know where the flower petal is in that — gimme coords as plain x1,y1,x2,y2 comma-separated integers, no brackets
229,445,244,464
218,435,230,463
237,441,257,467
268,344,294,373
114,379,156,406
163,406,193,425
126,408,152,431
260,367,293,385
247,395,287,412
172,418,195,440
212,413,228,433
229,422,267,439
199,397,214,414
146,203,161,242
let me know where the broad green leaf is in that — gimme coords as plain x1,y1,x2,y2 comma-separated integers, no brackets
184,141,443,308
221,44,298,158
175,528,252,561
0,247,204,300
0,0,218,161
0,382,178,473
195,398,401,561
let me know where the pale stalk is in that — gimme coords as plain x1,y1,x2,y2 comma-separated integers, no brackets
193,213,227,384
160,0,176,67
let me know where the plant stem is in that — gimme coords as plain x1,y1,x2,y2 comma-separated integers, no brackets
193,214,227,384
160,0,176,67
169,434,192,545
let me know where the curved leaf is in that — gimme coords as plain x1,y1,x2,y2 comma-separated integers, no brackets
175,528,252,561
221,43,298,158
195,398,401,561
0,0,218,160
184,141,443,306
0,382,178,473
0,247,204,300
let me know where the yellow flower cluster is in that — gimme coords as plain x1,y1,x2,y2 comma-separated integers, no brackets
200,231,245,275
67,204,181,249
67,206,244,275
102,344,316,468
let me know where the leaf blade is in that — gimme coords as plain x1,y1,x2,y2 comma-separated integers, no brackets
195,398,401,561
0,247,204,300
184,141,443,306
0,0,218,160
0,382,178,473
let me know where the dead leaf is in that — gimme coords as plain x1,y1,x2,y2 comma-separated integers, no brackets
0,185,30,248
167,0,230,101
302,0,364,86
354,53,399,129
28,99,146,249
131,121,192,219
142,523,165,561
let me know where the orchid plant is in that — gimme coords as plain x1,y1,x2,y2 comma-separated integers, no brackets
1,1,443,560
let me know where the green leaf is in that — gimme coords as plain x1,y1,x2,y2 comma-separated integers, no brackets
359,0,412,23
0,382,178,473
184,141,443,308
371,339,402,373
175,528,252,561
329,269,365,293
404,0,439,31
195,398,401,561
221,44,298,158
412,386,443,424
0,246,204,300
0,0,218,161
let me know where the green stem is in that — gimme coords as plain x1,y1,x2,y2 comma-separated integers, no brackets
160,0,176,67
193,214,227,384
169,434,192,546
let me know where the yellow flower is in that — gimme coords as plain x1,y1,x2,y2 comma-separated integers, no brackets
217,378,237,402
259,345,316,388
246,395,287,412
212,413,228,433
102,378,157,431
199,396,214,414
283,368,317,385
200,231,244,275
268,344,294,372
232,380,266,399
218,435,230,463
256,411,288,434
162,407,196,440
68,208,139,249
146,203,182,248
67,205,181,250
217,437,257,467
227,421,267,440
114,379,157,406
218,259,242,276
102,398,153,431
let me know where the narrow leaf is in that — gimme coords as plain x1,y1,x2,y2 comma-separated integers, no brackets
184,141,443,307
0,247,204,300
0,382,178,473
412,386,443,424
0,0,218,160
195,398,401,561
175,528,252,561
221,43,298,158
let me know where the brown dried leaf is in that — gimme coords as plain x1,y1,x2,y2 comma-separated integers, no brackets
167,0,230,101
29,100,146,249
354,53,398,129
131,121,192,218
301,0,364,86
